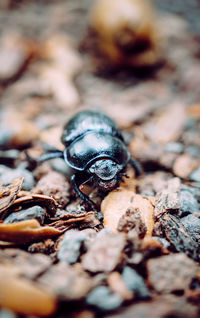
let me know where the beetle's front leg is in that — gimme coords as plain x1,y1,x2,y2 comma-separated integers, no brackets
129,158,143,176
39,150,64,163
25,149,64,170
71,173,97,211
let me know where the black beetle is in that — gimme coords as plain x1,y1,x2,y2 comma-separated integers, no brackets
39,110,141,209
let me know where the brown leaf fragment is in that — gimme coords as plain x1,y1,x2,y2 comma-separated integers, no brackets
50,211,99,231
155,178,181,218
82,229,126,273
11,193,58,216
160,214,200,261
0,264,56,316
102,189,154,235
0,219,63,244
0,178,24,219
147,253,198,293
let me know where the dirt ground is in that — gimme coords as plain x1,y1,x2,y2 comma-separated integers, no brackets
0,0,199,317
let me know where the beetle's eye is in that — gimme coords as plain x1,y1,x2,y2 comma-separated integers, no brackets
89,159,118,180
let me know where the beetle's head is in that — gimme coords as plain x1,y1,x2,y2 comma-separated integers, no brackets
88,159,121,190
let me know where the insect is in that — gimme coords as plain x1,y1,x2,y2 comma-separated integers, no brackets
39,110,141,209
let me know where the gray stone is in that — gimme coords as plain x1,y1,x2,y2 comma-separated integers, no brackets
86,286,123,311
190,168,200,182
4,206,46,224
0,165,35,190
57,230,87,264
179,187,199,216
164,142,184,153
122,266,149,299
181,214,200,242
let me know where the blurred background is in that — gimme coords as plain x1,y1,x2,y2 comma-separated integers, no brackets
0,1,200,317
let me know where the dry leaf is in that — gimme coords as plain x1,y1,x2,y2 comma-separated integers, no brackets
0,219,63,244
101,189,154,235
12,193,58,215
0,264,56,316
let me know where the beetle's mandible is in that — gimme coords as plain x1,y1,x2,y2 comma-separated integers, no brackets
39,110,141,209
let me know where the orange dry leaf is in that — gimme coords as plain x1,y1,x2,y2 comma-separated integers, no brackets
0,219,63,244
101,189,155,235
0,264,56,316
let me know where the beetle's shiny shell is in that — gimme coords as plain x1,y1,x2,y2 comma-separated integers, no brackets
61,109,123,146
63,132,130,171
61,110,130,171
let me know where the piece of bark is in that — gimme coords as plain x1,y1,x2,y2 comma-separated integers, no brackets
0,178,24,219
117,209,147,238
155,178,181,218
160,214,200,261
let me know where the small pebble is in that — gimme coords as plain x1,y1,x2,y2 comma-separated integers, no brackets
0,165,35,190
190,168,200,182
4,206,46,225
122,266,149,299
185,145,200,158
164,142,184,153
86,286,123,311
181,214,200,242
57,230,87,264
